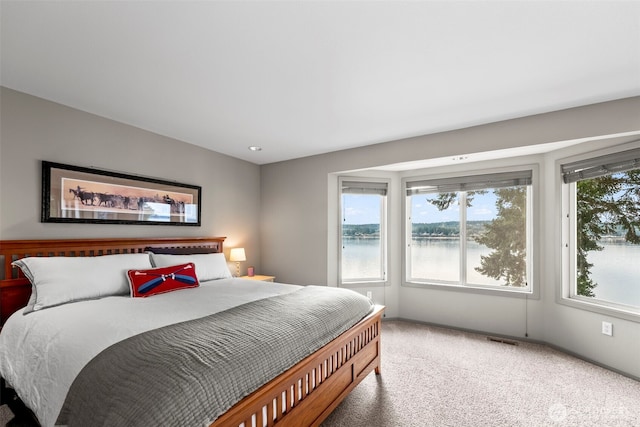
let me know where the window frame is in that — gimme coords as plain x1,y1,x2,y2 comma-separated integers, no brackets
560,144,640,321
338,177,389,286
402,166,537,297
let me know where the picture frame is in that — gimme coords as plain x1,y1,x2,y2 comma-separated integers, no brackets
41,161,201,226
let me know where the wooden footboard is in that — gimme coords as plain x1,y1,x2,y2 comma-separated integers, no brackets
211,304,384,427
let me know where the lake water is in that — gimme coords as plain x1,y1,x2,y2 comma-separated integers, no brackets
342,238,640,307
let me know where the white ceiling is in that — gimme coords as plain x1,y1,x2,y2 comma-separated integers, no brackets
1,1,639,165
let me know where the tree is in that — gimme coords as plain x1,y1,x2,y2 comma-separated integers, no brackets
473,187,527,286
576,169,640,297
427,188,527,286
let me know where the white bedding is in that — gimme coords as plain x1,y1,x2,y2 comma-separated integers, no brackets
0,278,301,427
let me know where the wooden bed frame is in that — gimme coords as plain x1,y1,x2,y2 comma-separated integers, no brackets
0,237,383,427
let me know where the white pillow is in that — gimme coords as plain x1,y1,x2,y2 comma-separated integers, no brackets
149,253,233,282
13,253,153,314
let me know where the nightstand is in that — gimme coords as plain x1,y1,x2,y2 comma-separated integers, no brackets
240,275,275,282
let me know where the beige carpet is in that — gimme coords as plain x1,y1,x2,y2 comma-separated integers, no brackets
322,320,640,427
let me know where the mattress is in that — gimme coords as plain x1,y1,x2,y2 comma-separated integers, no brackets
0,278,302,426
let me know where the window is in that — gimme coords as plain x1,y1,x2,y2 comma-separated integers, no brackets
405,170,532,292
339,179,388,284
562,147,640,313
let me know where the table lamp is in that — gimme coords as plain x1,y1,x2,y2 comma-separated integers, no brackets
229,248,246,277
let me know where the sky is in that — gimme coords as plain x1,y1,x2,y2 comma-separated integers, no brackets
343,192,499,225
343,194,381,224
416,192,499,223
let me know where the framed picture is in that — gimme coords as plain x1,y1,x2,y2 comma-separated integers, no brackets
41,161,201,226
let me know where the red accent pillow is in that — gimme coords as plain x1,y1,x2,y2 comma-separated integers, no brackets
127,263,199,298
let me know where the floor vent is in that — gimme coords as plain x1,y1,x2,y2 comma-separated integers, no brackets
487,337,519,346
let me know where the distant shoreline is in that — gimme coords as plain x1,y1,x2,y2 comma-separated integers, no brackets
343,235,633,243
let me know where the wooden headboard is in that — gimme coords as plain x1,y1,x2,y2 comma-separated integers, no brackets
0,236,226,324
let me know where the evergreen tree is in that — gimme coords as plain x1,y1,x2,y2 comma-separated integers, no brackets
575,169,640,297
473,187,527,286
428,188,527,286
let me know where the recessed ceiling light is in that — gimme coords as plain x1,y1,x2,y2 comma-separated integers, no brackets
248,146,262,152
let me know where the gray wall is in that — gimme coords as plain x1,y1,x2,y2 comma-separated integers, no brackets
2,86,638,378
260,96,640,378
0,87,262,273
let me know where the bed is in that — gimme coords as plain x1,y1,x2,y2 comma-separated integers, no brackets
0,237,384,427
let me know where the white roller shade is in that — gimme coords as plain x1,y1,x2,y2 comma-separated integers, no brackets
406,170,532,195
562,146,640,183
341,181,388,195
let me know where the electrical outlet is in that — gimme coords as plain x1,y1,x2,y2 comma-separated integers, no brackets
366,291,372,299
602,321,613,336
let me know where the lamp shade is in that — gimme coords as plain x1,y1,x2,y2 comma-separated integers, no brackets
229,248,246,262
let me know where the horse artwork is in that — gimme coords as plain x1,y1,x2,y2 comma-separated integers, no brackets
95,192,123,208
64,182,194,221
42,161,201,226
68,187,96,205
162,195,186,214
67,187,190,214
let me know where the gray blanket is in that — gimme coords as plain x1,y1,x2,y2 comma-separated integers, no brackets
55,286,373,426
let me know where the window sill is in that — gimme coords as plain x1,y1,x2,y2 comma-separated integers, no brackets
559,296,639,323
402,280,537,299
340,280,388,288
